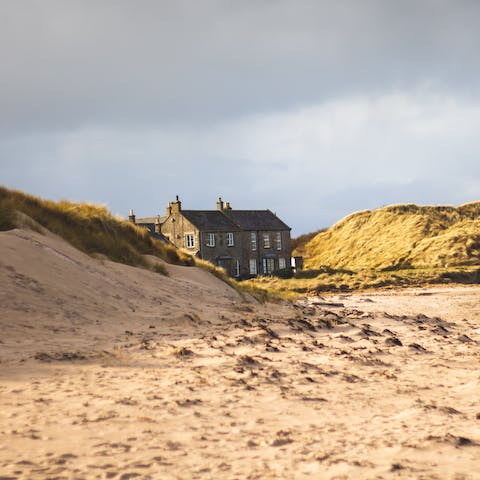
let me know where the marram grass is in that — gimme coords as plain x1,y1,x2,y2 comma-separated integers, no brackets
304,203,480,270
0,185,193,270
251,265,480,294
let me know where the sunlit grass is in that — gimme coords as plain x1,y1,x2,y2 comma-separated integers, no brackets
250,266,480,294
304,203,480,270
0,185,193,269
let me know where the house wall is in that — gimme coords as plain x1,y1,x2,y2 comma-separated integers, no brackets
199,231,244,277
240,230,292,277
161,212,200,253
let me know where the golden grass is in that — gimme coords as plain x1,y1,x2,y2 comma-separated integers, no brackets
251,266,480,294
291,229,325,257
0,186,193,269
304,203,480,270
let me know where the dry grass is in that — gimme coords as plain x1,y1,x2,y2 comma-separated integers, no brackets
0,186,193,269
291,229,325,257
305,202,480,270
251,265,480,294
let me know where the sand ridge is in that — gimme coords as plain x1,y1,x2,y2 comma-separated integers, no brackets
1,228,480,479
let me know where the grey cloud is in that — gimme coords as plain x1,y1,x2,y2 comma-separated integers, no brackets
2,1,480,132
1,1,480,236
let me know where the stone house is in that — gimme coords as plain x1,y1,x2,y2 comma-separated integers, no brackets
134,197,292,278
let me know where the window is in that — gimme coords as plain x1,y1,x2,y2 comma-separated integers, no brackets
279,257,286,270
263,233,270,248
275,232,282,250
250,232,257,251
206,233,215,247
185,233,195,248
227,232,234,246
249,259,257,275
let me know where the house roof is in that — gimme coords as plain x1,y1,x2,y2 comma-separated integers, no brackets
223,210,291,231
135,216,166,225
181,210,239,231
180,209,290,231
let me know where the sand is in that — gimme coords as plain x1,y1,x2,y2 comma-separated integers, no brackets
1,228,479,479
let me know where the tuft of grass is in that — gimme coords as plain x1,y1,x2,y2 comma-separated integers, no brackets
151,263,169,276
0,185,194,268
0,197,17,231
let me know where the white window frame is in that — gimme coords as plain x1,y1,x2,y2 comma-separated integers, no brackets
250,232,257,251
185,233,195,248
249,259,257,275
263,233,270,249
279,257,286,270
226,232,234,247
206,232,215,247
275,232,282,250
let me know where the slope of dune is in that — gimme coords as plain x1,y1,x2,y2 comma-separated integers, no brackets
304,202,480,270
0,227,240,364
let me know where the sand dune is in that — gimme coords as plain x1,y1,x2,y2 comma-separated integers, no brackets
1,228,479,479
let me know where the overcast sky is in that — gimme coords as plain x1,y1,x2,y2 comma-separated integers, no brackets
1,0,480,235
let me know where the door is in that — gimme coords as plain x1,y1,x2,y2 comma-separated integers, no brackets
262,257,275,275
217,258,234,276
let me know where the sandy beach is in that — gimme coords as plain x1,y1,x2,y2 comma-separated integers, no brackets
1,228,480,479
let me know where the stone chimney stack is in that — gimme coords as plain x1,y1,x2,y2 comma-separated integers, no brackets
128,209,136,223
216,197,224,211
224,201,232,210
171,195,182,214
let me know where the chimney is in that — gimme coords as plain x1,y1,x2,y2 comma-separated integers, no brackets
216,197,224,211
154,216,161,233
171,195,182,214
128,209,136,223
224,201,232,210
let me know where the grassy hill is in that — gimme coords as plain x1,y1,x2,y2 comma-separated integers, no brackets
304,203,480,270
248,202,480,294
